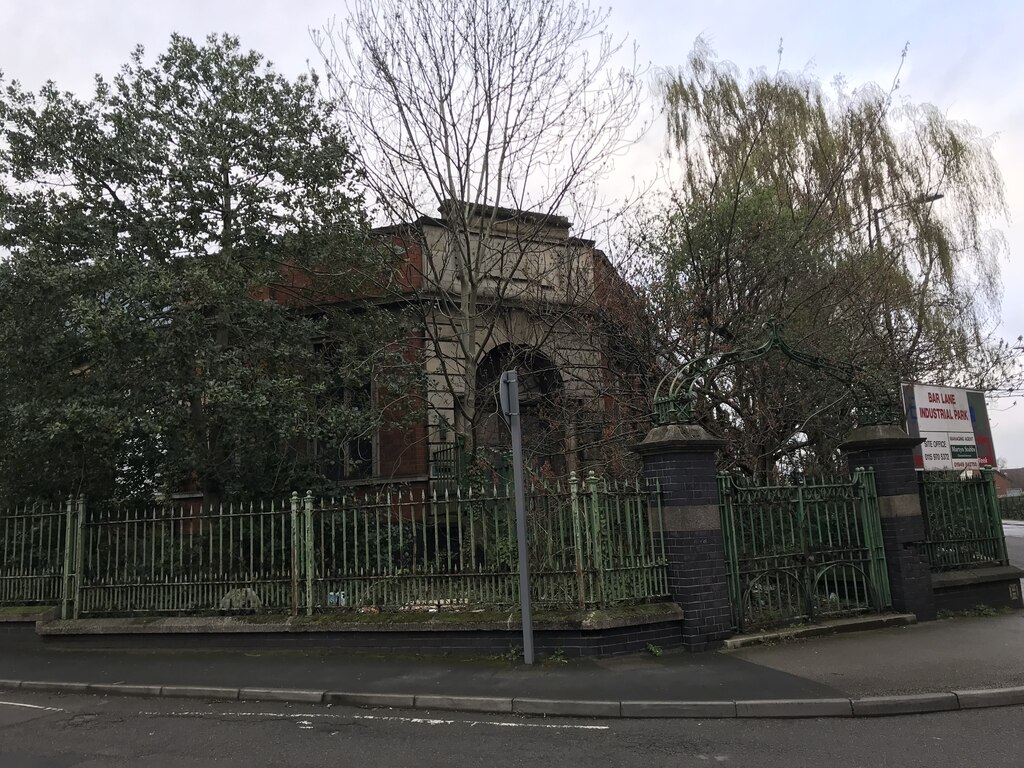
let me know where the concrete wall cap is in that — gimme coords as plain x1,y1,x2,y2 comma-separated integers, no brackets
839,424,924,452
633,423,726,456
931,565,1024,588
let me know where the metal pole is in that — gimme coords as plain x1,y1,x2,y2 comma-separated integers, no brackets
304,491,315,616
289,491,299,617
61,496,74,620
73,496,85,619
501,370,535,665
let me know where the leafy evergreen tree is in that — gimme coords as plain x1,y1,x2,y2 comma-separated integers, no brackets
0,34,416,502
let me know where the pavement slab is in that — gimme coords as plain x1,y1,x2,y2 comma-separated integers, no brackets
1,605,1023,718
729,612,1024,696
0,623,842,703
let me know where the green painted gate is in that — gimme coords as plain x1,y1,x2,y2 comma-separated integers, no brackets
920,469,1008,571
718,469,891,632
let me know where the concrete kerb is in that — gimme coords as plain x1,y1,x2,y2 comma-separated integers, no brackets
0,679,1023,718
239,688,326,704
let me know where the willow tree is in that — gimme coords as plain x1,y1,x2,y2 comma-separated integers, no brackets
638,40,1016,476
0,35,414,503
312,0,645,458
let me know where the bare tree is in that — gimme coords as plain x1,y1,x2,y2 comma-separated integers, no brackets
312,0,646,461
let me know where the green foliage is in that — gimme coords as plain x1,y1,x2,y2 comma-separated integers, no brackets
937,604,1014,619
547,647,568,664
645,642,662,657
0,34,419,502
492,644,524,664
638,40,1018,477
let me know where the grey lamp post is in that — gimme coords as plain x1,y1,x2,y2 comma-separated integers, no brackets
869,192,944,249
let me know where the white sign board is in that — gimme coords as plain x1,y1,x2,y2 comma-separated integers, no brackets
912,384,980,470
919,431,979,471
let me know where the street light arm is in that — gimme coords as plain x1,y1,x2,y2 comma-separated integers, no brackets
874,192,945,217
869,192,944,249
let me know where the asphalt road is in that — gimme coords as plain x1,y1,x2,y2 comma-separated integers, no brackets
1,692,1022,768
1004,521,1024,570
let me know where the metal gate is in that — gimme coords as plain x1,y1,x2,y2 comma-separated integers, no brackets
920,469,1008,571
719,469,891,632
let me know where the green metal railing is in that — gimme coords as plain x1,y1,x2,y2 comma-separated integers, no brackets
430,437,467,492
719,469,890,632
76,498,296,617
1,474,667,617
920,469,1008,571
0,500,68,606
308,473,666,611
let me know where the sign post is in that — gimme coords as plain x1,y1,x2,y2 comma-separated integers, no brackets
499,370,535,665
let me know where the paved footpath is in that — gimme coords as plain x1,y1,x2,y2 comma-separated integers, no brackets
0,524,1020,720
2,607,1023,718
732,612,1024,696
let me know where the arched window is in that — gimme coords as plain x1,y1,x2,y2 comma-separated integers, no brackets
474,344,565,476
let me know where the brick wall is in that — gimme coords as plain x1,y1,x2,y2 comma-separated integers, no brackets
843,433,937,621
934,577,1023,613
378,332,429,479
641,452,718,507
665,529,733,650
378,420,429,478
878,515,936,620
845,447,918,497
40,617,686,658
636,425,733,651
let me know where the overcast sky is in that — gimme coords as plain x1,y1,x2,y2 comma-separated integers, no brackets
2,0,1022,463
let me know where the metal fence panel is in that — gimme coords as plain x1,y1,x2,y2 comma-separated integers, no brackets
308,473,667,612
719,469,890,632
920,469,1008,571
76,499,295,617
0,500,66,606
1,474,667,617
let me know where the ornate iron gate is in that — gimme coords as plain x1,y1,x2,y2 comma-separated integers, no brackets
719,469,891,632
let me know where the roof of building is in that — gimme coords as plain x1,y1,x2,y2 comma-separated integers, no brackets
1001,467,1024,489
372,200,595,247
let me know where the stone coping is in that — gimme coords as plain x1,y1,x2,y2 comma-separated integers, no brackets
931,565,1024,589
35,602,684,636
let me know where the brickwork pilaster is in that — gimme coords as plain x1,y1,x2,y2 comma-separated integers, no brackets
840,425,937,621
634,424,733,650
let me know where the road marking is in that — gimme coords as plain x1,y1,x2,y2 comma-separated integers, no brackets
354,714,609,730
0,701,63,712
143,712,338,718
141,710,609,731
